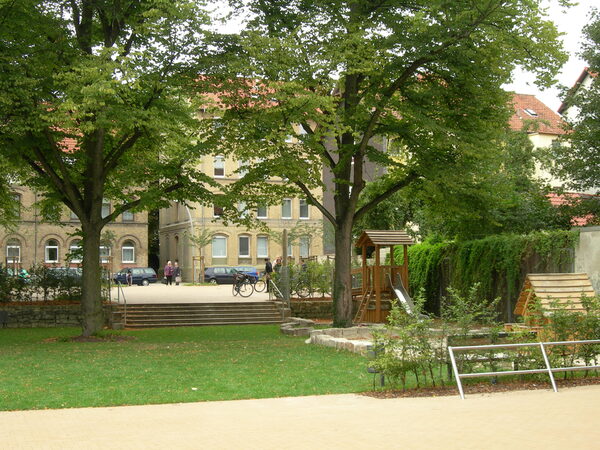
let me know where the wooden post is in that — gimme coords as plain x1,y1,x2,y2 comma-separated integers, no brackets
362,244,367,296
375,245,381,322
403,245,409,291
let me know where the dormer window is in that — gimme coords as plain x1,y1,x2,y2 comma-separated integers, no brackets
524,108,538,117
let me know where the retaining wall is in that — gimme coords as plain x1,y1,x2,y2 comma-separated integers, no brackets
0,303,116,328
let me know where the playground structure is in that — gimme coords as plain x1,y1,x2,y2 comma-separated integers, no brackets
514,273,596,318
353,230,415,323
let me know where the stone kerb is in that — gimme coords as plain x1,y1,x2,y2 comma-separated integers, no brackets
309,327,377,355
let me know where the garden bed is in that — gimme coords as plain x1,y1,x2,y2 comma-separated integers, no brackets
363,376,600,399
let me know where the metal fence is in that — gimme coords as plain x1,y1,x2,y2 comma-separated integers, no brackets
448,339,600,399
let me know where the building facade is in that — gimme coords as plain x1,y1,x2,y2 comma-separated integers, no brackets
159,154,324,281
1,186,148,273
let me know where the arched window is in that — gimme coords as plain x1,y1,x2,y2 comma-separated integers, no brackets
122,240,135,263
45,239,59,263
6,238,21,264
69,239,82,263
212,235,227,258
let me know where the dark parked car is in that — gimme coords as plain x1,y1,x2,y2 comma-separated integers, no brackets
234,266,259,282
204,266,240,284
113,267,157,286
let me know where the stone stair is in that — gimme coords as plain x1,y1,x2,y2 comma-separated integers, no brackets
113,302,284,328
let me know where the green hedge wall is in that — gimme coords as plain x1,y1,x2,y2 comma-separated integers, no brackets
399,230,579,321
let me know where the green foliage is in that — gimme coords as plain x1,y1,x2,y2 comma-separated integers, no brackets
272,259,333,298
403,230,579,316
371,292,437,390
0,0,218,334
551,9,600,196
207,0,567,326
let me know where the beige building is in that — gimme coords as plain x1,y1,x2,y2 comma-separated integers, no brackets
159,154,324,281
1,186,148,273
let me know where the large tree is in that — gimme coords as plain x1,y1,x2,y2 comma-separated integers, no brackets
208,0,567,326
552,8,600,194
354,130,573,240
0,1,216,336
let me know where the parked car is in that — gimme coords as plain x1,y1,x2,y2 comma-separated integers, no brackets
113,267,157,286
204,266,240,284
234,266,259,282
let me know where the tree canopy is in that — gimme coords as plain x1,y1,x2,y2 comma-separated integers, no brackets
207,0,567,326
0,0,216,335
552,8,600,194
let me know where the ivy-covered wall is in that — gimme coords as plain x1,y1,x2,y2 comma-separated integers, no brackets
399,230,579,321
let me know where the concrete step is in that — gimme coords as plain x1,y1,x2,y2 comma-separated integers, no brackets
115,302,283,328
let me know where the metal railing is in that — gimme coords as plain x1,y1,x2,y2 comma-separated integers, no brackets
448,339,600,399
115,281,127,325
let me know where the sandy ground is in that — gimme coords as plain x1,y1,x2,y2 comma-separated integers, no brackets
110,283,272,304
1,385,599,449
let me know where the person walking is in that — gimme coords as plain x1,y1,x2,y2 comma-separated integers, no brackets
164,260,174,285
264,258,273,289
173,261,182,286
126,269,133,286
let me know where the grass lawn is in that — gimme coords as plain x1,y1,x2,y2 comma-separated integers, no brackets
0,325,372,411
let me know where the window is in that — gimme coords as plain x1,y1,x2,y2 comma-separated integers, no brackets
299,236,310,258
256,205,268,219
101,199,110,219
524,108,538,117
281,199,292,219
213,204,224,217
238,235,250,257
122,240,135,263
238,160,248,178
257,236,268,258
214,155,225,177
299,199,309,219
6,238,21,263
287,240,293,257
212,235,227,258
69,240,82,263
99,246,111,264
122,210,134,222
45,239,59,263
237,201,249,218
12,193,21,218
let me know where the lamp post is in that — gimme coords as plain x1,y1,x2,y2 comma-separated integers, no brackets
184,205,195,283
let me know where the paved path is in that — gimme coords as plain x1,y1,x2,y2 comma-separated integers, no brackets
110,283,271,304
2,385,600,449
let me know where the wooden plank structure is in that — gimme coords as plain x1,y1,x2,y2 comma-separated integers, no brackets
514,273,596,318
354,230,415,323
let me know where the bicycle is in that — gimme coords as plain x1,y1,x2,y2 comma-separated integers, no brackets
232,272,254,297
253,272,269,293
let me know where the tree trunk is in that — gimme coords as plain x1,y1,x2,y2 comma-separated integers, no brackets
332,218,354,327
80,222,104,336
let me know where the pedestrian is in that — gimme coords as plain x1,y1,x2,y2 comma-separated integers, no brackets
264,258,273,288
164,260,174,285
274,257,282,273
126,269,133,286
174,261,182,286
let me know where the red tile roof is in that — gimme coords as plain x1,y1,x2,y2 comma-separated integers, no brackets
547,192,595,226
509,93,565,135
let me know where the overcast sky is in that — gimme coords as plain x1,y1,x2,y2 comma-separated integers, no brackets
504,0,597,111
